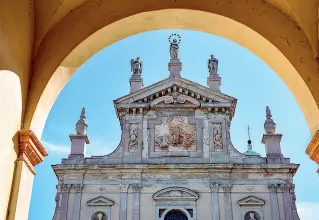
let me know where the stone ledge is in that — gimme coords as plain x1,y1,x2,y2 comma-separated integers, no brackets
306,130,319,165
18,130,48,174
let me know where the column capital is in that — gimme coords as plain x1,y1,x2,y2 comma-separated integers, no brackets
18,130,48,174
131,184,143,193
74,184,84,193
223,184,232,193
209,183,220,192
60,184,72,192
120,184,129,193
268,184,279,193
280,184,292,193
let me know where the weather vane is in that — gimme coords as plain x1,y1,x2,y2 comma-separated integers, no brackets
168,34,181,59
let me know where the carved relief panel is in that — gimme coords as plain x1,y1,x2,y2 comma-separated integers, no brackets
155,116,196,152
128,123,139,152
212,123,223,152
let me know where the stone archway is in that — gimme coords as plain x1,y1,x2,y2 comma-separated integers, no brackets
25,6,319,139
1,0,319,219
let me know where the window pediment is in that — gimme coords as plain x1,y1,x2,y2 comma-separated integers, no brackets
237,196,265,207
153,187,199,201
87,196,114,206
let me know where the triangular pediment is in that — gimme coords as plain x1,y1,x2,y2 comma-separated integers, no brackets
237,196,265,206
87,196,114,206
114,77,237,113
153,187,199,201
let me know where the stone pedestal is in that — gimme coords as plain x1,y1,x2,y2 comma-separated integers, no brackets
69,134,89,158
262,134,283,163
130,74,144,93
168,59,182,78
207,74,221,91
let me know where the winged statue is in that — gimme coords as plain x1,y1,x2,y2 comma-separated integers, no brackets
130,57,143,75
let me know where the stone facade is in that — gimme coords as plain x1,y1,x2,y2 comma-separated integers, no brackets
52,52,300,220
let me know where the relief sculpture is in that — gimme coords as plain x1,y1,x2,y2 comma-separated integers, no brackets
155,116,196,151
213,124,223,151
128,124,139,152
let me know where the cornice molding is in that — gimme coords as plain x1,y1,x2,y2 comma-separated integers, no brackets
18,130,48,174
306,130,319,169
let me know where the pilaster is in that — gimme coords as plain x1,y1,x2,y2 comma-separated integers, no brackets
210,183,220,220
120,184,129,220
72,184,84,220
268,184,280,220
280,184,293,220
290,184,300,220
223,184,233,220
7,130,48,220
60,184,72,220
132,184,142,220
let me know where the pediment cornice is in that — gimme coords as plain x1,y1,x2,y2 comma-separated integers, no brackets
237,196,265,206
87,196,114,206
114,77,237,119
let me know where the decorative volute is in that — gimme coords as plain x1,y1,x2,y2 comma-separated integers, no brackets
76,107,88,135
264,106,276,134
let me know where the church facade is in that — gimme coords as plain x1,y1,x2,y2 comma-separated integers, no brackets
52,37,300,220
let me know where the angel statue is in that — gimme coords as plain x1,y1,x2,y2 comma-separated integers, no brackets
208,54,218,74
130,57,143,75
170,39,179,59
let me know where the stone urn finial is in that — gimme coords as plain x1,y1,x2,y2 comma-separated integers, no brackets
264,106,276,134
76,107,88,135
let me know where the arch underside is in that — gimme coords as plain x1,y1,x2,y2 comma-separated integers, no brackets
25,0,319,138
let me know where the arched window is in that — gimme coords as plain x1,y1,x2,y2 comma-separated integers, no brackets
164,210,188,220
91,211,107,220
244,211,260,220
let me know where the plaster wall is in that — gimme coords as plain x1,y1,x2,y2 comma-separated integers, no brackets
13,163,34,220
0,71,22,220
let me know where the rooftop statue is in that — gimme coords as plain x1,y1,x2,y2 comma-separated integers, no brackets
208,54,218,74
130,57,143,75
169,34,181,59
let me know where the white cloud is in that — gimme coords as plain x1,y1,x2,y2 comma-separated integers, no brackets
42,140,70,154
297,202,319,220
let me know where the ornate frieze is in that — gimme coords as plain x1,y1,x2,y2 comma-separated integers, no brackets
155,116,196,152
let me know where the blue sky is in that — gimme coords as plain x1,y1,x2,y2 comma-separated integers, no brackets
29,30,319,219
